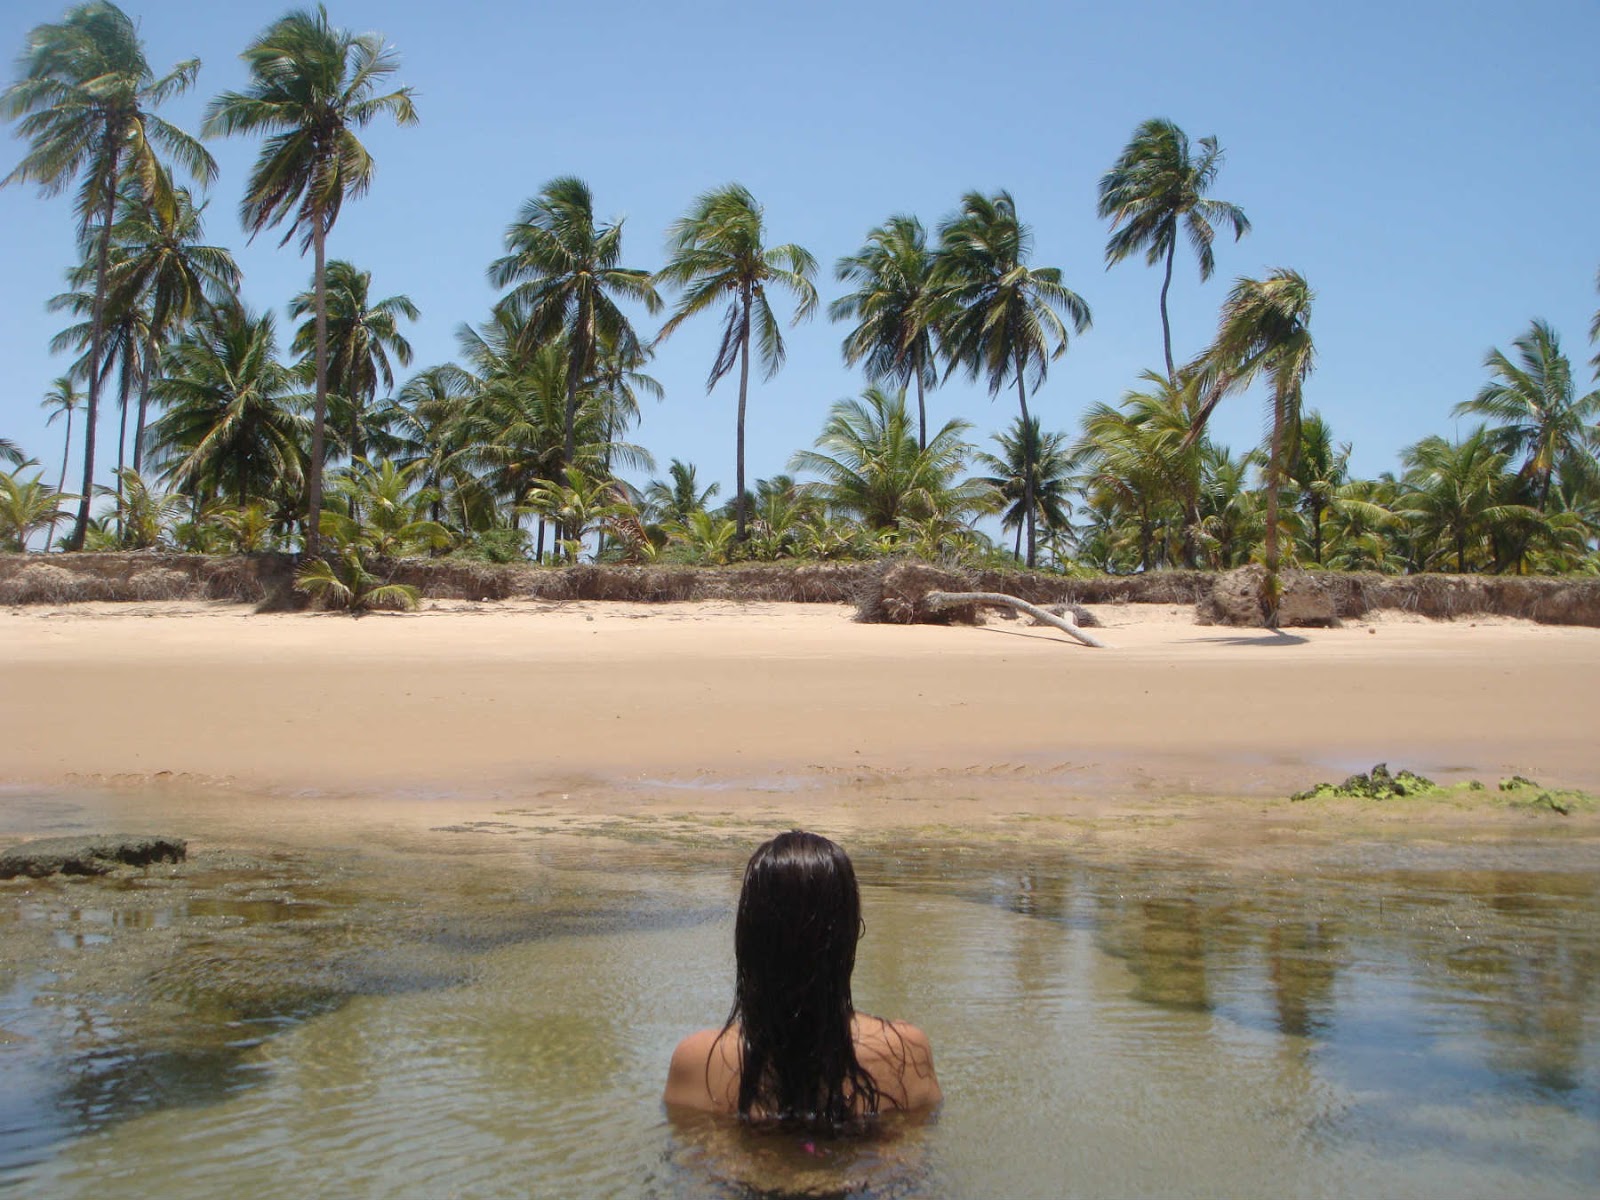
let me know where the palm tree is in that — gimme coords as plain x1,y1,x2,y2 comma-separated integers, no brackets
789,386,991,536
1190,270,1315,624
290,260,418,465
1288,411,1349,565
1,468,75,552
1453,319,1600,515
831,215,941,449
934,190,1091,567
102,183,240,472
383,364,479,529
203,7,417,551
0,441,25,469
40,376,83,547
145,305,308,511
645,459,719,526
976,418,1074,562
655,183,818,540
489,177,661,474
1098,119,1250,381
1396,429,1535,573
3,1,215,549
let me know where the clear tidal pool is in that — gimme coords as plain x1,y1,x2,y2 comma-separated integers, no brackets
0,826,1596,1198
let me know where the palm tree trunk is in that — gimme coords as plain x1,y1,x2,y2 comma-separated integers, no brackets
735,284,753,542
1015,359,1036,568
49,409,73,550
1263,395,1285,628
307,216,330,555
914,346,927,452
115,368,130,540
68,140,121,551
133,333,155,475
1159,239,1177,383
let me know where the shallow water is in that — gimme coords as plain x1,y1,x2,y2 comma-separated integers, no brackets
1,830,1596,1198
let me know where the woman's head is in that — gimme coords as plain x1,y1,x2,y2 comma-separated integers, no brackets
729,830,876,1124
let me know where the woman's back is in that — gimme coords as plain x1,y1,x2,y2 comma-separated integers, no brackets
664,1014,941,1116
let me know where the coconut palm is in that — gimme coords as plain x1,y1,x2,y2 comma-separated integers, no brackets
0,469,75,552
831,215,941,449
1453,319,1600,515
1396,429,1536,573
934,190,1091,567
790,386,991,536
1098,119,1250,381
145,305,308,511
489,177,661,474
40,376,83,547
1288,411,1349,565
3,1,215,549
382,364,480,528
290,260,418,467
976,417,1075,562
1189,270,1315,624
203,7,417,550
521,466,637,562
102,184,240,471
94,467,185,549
645,459,719,526
655,183,818,540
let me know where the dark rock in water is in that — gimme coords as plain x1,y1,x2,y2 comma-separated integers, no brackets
0,834,187,879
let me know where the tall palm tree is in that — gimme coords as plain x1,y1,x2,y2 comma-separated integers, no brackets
976,418,1074,562
831,215,940,450
489,176,661,473
1453,319,1600,515
146,305,308,509
1098,119,1250,381
203,7,417,550
40,376,83,547
789,386,990,535
103,183,240,471
935,190,1091,567
1190,270,1315,625
289,260,418,464
655,183,818,540
2,1,214,549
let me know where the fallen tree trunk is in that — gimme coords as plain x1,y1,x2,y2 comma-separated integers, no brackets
924,591,1108,648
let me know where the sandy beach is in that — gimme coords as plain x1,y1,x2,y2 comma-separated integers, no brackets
1,598,1597,850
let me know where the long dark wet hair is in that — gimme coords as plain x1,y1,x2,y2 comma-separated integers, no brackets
724,830,880,1126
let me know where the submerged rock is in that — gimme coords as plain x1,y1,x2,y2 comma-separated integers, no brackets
0,834,187,879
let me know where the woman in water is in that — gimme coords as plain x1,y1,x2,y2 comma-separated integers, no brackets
664,830,942,1124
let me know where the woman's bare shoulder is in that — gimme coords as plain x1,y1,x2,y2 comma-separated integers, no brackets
664,1027,739,1112
854,1015,942,1110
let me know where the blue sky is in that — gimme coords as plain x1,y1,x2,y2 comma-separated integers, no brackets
3,0,1598,504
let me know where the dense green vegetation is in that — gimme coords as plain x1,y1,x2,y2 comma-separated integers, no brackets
4,4,1598,621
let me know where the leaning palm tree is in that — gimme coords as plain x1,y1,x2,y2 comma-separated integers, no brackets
934,190,1091,567
790,386,990,536
1098,118,1250,381
40,376,83,547
203,7,417,550
655,183,818,540
289,260,418,465
831,215,941,449
2,1,215,548
1189,270,1315,625
1453,319,1600,515
489,177,661,474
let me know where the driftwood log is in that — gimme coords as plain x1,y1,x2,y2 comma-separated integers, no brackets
924,591,1108,648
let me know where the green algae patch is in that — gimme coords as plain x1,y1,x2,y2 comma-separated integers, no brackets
1292,763,1598,815
1292,763,1438,802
